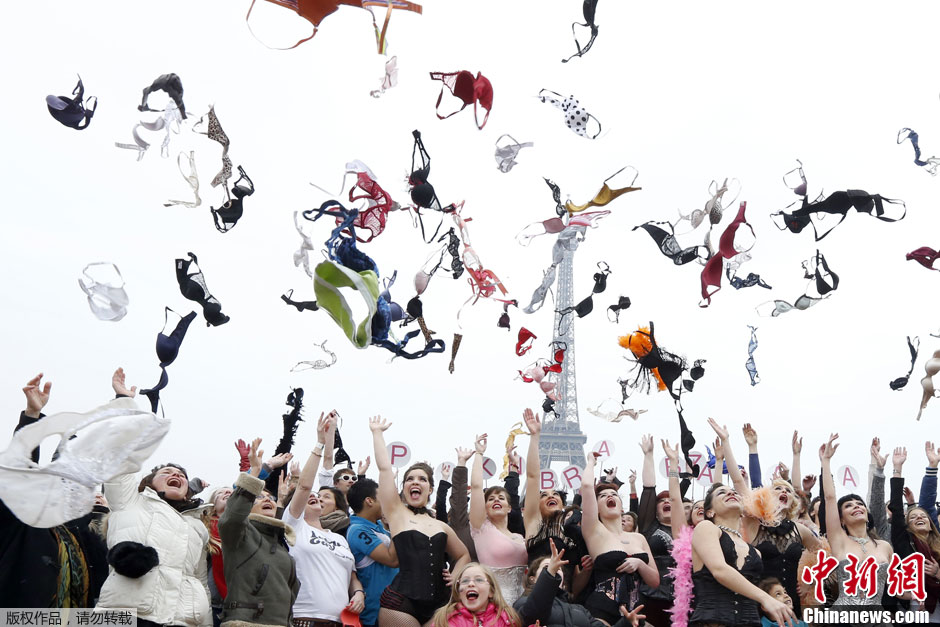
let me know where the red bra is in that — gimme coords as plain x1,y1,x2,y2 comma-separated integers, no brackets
430,71,493,130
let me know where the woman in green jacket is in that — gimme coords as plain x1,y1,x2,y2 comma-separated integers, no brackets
219,438,300,627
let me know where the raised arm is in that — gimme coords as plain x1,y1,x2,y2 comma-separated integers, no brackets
370,415,404,522
580,452,601,544
470,434,488,530
318,416,337,487
451,447,473,536
791,431,803,490
713,438,725,485
743,423,762,489
220,439,265,547
288,412,329,520
505,445,525,535
869,437,889,540
709,418,748,496
20,372,53,462
436,464,452,523
922,441,940,528
637,435,657,533
819,433,845,549
523,408,543,535
889,447,913,557
662,440,686,536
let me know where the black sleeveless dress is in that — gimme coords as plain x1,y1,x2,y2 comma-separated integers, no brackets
584,550,650,624
690,530,762,626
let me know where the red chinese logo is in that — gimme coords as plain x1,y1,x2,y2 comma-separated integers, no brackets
843,554,879,599
800,550,838,604
886,552,926,602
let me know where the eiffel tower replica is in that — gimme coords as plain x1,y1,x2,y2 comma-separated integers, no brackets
538,243,588,469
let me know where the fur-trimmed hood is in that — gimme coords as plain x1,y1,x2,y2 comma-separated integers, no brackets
247,512,296,546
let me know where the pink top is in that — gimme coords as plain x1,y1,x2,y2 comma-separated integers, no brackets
470,518,527,568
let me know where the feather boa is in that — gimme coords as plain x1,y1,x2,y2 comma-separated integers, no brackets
667,525,694,627
744,485,784,528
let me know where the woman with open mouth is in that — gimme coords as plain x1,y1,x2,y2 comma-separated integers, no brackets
707,420,823,616
218,437,300,627
819,433,893,611
469,433,528,604
521,409,583,580
888,442,940,621
371,416,471,627
431,563,521,627
95,369,212,627
689,477,796,627
580,451,659,625
285,412,364,627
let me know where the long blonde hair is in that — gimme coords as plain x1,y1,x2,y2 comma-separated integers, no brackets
432,563,521,627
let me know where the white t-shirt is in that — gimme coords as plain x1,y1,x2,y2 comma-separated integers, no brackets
283,508,356,620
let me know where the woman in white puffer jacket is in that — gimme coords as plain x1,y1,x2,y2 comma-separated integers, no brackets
95,372,211,627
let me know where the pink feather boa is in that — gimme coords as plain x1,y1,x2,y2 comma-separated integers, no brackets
667,525,695,627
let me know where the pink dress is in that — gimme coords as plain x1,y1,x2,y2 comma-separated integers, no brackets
471,519,527,604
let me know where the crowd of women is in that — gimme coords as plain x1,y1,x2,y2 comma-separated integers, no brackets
4,369,940,627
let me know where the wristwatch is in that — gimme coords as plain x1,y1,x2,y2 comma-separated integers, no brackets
313,442,325,456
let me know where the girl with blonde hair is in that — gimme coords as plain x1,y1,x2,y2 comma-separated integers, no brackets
431,563,520,627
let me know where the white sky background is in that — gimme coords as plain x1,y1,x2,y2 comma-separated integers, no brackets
2,1,940,503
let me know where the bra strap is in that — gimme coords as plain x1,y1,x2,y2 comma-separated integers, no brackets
245,0,318,50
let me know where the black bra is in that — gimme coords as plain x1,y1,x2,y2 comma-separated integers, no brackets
176,252,229,326
211,166,255,233
46,76,96,130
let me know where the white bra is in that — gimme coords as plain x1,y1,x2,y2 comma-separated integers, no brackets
0,397,169,528
78,262,130,322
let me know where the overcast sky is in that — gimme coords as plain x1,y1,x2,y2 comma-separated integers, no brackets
3,1,940,503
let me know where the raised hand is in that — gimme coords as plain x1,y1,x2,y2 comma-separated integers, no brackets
893,446,908,470
903,486,916,505
802,475,817,493
23,373,52,417
474,433,488,455
792,431,802,454
628,469,637,486
777,462,790,482
661,439,679,463
277,469,290,505
604,466,618,483
870,438,887,468
927,442,940,468
266,452,294,469
707,417,729,441
249,438,264,476
111,367,137,398
235,439,250,471
456,446,475,465
508,445,522,470
818,433,839,461
441,463,452,482
289,461,301,478
523,408,541,435
742,423,758,446
368,415,391,433
639,434,653,455
358,456,371,475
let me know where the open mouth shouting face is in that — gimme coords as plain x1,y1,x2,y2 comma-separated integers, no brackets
152,466,189,500
457,566,491,613
403,469,431,507
251,491,277,516
773,483,794,509
597,488,622,517
539,490,563,517
305,491,323,516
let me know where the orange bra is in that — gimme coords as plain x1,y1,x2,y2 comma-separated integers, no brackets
247,0,422,52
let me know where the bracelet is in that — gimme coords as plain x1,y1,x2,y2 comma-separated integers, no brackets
352,589,364,597
668,471,679,478
312,451,323,457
